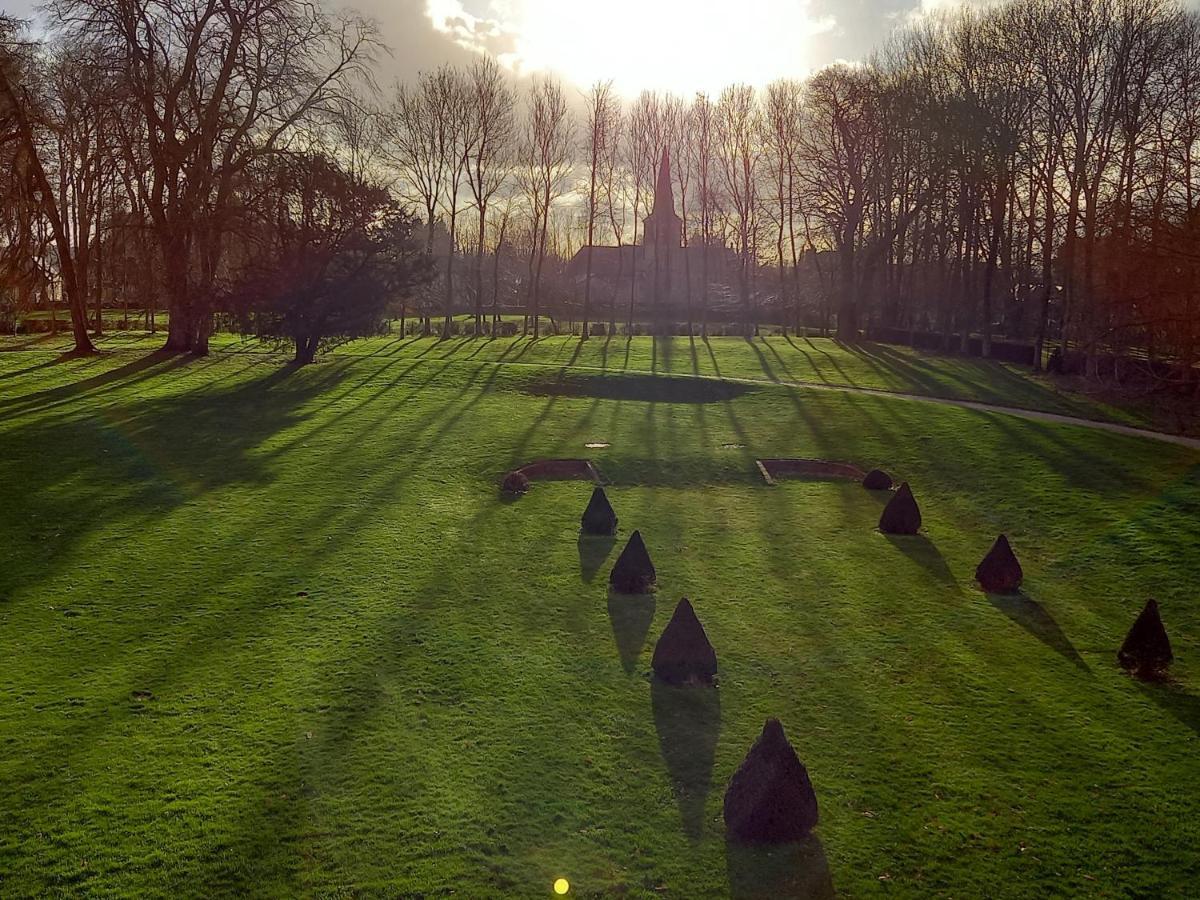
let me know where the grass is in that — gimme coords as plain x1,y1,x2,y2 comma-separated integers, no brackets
0,329,1159,429
0,335,1197,897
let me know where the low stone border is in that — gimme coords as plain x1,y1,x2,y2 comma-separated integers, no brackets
514,458,604,483
756,458,867,486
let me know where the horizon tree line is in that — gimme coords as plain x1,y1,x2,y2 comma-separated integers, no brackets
2,0,1200,386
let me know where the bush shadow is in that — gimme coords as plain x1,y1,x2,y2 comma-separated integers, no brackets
1137,680,1200,737
726,833,835,900
988,591,1089,671
650,679,721,841
578,534,616,583
883,533,958,587
606,591,656,674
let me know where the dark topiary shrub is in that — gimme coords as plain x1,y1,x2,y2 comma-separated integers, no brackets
580,486,618,536
501,470,530,495
609,530,656,594
724,718,819,844
976,534,1023,593
1118,599,1173,679
862,469,893,491
879,481,921,534
652,598,717,686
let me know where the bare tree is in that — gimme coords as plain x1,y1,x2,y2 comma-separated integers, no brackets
50,0,378,354
762,79,804,336
665,93,696,332
625,91,662,329
434,66,477,337
716,84,762,336
797,66,879,341
690,92,718,337
599,97,627,331
0,17,94,353
581,80,619,339
465,57,515,335
517,77,574,338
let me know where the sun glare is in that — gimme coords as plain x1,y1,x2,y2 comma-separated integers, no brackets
426,0,833,95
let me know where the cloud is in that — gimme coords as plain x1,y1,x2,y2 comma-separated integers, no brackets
424,0,518,58
423,0,838,94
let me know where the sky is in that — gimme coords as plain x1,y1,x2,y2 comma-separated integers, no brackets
0,0,969,90
386,0,952,93
6,0,1198,95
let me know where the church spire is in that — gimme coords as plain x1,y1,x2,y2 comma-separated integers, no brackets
652,146,674,217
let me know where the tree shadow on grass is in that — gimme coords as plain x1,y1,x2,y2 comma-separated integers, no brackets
0,361,348,599
726,834,835,900
987,591,1089,671
883,534,958,587
651,679,721,841
0,332,59,351
1137,680,1200,738
0,349,200,414
607,591,655,673
0,354,71,381
578,534,616,583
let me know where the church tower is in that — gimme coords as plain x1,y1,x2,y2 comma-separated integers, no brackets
642,146,682,308
643,146,682,252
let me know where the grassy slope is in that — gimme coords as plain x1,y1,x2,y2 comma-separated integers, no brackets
0,339,1197,897
0,330,1149,429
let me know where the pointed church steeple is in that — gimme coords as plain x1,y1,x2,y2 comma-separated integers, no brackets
652,146,674,219
644,145,681,251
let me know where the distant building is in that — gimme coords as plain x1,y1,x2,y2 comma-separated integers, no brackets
567,147,736,319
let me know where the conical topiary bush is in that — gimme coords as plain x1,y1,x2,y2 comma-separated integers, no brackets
609,530,656,594
1118,599,1173,679
580,486,618,536
862,469,893,491
652,598,717,686
975,534,1023,593
723,718,819,844
879,481,921,535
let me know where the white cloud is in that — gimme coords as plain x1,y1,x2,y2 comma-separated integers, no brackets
425,0,836,94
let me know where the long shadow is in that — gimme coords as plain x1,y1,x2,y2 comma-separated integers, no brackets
983,408,1159,496
704,337,723,378
0,354,69,381
743,336,780,383
607,591,656,674
726,834,835,899
0,362,346,599
0,350,199,414
650,679,721,840
0,333,59,351
658,335,675,373
987,591,1089,671
782,334,832,385
884,534,958,587
1137,681,1200,737
578,534,616,583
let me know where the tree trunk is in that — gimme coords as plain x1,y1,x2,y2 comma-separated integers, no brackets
0,70,95,355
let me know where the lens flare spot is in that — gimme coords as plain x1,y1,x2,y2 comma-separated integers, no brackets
553,877,570,895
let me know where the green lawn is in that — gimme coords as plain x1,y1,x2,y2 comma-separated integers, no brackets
0,329,1157,429
0,337,1197,897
